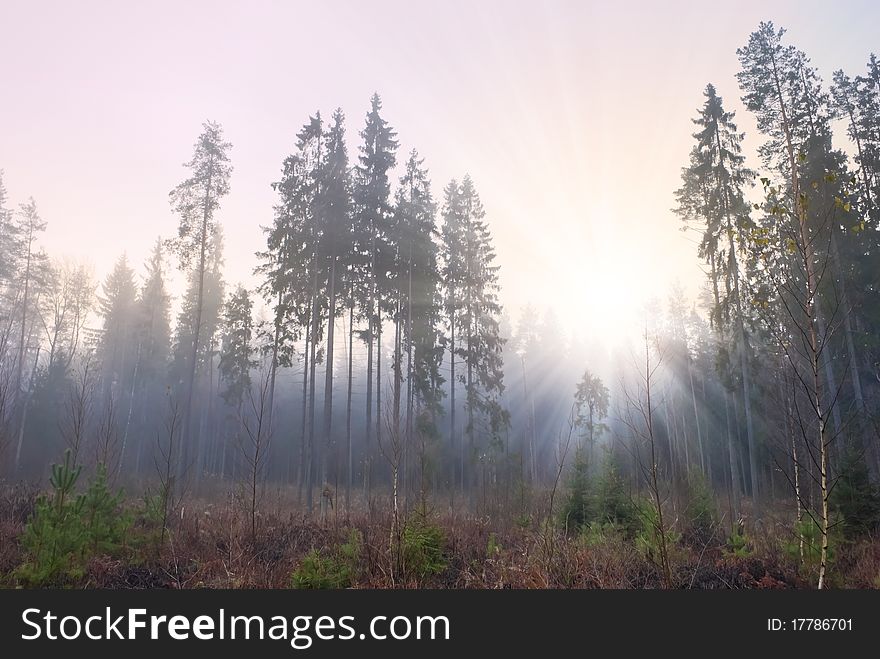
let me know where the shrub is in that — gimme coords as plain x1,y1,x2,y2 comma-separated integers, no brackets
725,526,753,558
595,459,640,538
291,551,352,589
81,465,131,555
403,517,446,581
784,519,839,577
487,533,502,557
291,530,361,589
634,499,680,562
15,451,130,587
560,451,593,532
830,450,880,539
684,473,717,544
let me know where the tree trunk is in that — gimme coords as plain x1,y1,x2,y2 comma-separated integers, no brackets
180,167,214,482
346,297,354,515
322,254,337,496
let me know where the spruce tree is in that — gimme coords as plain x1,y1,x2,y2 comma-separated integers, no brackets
318,108,352,496
738,22,873,479
166,121,232,478
392,150,444,498
442,176,507,499
674,83,757,502
218,285,256,409
132,239,171,474
98,254,138,401
354,93,398,493
171,225,226,479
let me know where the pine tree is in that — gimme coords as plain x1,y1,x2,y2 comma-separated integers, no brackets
674,83,757,503
166,121,232,478
738,22,873,481
442,176,507,499
440,179,466,499
831,65,878,224
218,285,256,409
391,150,444,501
318,108,352,501
132,238,171,474
98,255,138,401
171,225,226,479
574,369,609,465
136,239,171,386
259,114,320,497
354,93,398,496
260,113,328,509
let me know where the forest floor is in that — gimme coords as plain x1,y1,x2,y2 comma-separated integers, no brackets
1,480,879,589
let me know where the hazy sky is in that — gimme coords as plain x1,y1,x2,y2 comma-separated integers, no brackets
2,0,878,348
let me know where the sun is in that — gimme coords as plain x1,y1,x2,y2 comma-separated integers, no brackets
548,225,659,352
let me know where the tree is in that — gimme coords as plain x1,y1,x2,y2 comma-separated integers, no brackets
259,113,323,502
171,226,226,480
674,83,757,502
0,171,15,294
137,239,171,384
747,174,852,589
318,108,352,503
737,22,874,480
830,56,880,226
392,150,444,503
41,259,93,374
98,255,138,402
441,176,507,501
11,198,49,471
573,368,609,464
130,239,171,475
218,285,257,409
354,93,398,494
440,179,466,500
621,326,674,589
166,121,232,478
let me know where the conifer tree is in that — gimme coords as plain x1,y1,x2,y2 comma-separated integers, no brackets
354,93,398,492
319,108,352,495
171,226,226,478
574,369,609,464
259,114,323,498
675,83,757,501
391,150,444,498
442,176,507,498
132,239,171,474
738,22,873,478
98,255,138,401
219,285,256,409
166,121,232,477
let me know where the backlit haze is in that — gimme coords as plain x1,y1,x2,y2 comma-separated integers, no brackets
2,0,877,360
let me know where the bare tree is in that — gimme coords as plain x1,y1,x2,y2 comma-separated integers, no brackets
236,364,273,541
60,353,96,465
379,397,405,584
621,325,674,589
154,397,186,549
95,393,120,477
540,404,576,580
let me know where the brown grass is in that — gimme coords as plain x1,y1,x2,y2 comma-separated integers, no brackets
0,481,876,589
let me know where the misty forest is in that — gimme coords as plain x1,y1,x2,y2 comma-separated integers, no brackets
2,20,880,590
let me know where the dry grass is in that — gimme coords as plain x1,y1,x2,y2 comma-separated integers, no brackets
0,481,876,589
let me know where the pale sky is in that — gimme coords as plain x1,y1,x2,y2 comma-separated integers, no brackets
1,0,877,348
